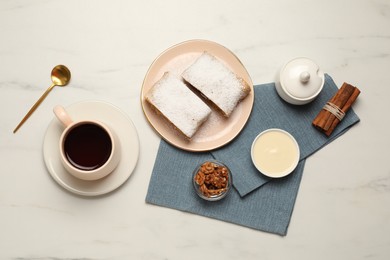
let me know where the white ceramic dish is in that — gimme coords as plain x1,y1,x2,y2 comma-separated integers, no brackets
43,101,139,196
275,57,324,105
251,128,300,178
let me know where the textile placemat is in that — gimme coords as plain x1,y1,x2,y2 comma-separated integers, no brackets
212,74,360,196
146,74,360,235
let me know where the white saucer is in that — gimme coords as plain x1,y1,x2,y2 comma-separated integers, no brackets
43,101,139,196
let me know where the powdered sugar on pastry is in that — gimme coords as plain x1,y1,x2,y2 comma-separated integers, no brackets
182,52,251,117
145,72,212,139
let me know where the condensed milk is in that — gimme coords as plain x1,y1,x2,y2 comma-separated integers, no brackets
251,128,300,178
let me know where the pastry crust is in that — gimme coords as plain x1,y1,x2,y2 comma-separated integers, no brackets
145,72,212,140
182,52,251,117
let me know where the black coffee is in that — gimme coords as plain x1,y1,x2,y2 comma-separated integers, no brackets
64,123,112,171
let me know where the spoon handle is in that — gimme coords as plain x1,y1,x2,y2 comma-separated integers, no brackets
13,83,56,133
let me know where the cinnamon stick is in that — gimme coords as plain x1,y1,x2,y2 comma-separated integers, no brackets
312,82,360,136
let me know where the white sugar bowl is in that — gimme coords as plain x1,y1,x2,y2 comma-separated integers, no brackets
275,57,324,105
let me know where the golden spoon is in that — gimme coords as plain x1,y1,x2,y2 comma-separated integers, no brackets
13,65,71,133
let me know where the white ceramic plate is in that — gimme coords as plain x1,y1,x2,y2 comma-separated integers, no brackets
141,39,254,152
43,101,139,196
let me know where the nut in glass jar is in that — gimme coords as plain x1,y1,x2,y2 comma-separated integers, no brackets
192,160,232,201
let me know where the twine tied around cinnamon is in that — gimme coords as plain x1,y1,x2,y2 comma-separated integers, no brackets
323,102,345,121
312,82,360,136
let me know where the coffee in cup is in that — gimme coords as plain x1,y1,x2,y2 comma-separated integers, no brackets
54,105,121,181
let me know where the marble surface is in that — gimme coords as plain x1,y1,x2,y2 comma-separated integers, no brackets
1,0,389,259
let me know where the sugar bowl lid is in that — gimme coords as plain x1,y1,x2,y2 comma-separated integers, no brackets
280,57,324,100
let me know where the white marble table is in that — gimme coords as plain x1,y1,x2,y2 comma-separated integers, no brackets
1,0,389,259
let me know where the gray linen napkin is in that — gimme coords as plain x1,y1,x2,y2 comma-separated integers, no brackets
146,74,360,235
212,74,360,196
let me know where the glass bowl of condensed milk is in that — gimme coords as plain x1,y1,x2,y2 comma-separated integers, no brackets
251,128,300,178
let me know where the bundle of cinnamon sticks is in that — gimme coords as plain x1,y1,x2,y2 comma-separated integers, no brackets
312,82,360,136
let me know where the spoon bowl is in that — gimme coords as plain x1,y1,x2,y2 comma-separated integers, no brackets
51,65,71,86
13,65,71,133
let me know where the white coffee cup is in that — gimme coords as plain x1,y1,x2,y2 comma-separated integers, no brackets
53,105,121,181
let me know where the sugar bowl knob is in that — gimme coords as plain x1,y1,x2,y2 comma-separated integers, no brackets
300,71,310,83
